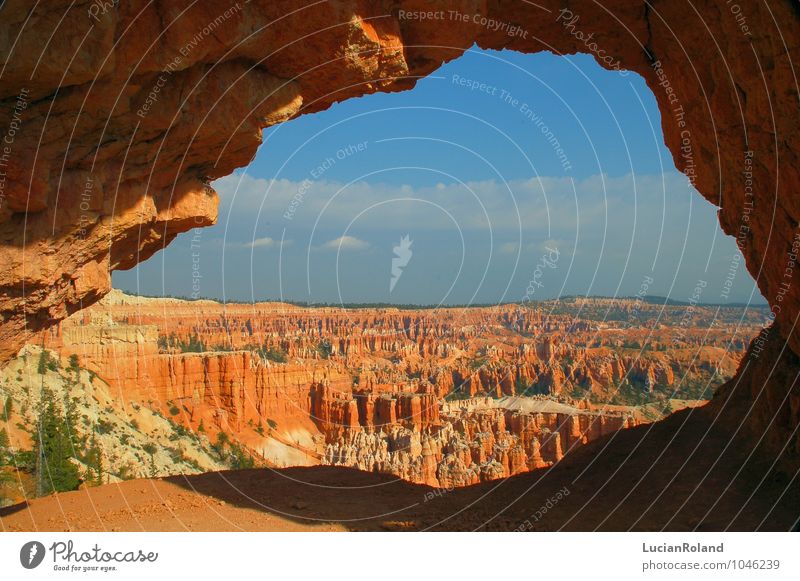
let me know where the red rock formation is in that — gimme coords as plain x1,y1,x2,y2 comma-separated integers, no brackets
37,292,751,486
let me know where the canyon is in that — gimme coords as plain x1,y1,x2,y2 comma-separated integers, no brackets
1,290,767,503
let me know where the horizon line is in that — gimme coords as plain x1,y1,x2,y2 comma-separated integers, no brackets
109,288,769,310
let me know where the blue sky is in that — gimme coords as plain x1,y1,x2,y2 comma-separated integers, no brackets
114,48,763,306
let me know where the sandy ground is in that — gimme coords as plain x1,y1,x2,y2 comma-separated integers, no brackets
2,402,798,532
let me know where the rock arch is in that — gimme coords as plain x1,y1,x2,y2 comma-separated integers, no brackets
0,0,798,463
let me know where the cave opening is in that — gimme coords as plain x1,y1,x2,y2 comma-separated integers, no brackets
26,48,753,491
2,48,773,501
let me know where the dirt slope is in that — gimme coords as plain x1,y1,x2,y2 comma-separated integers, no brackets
3,402,797,532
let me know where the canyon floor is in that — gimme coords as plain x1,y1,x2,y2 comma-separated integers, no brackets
3,397,798,532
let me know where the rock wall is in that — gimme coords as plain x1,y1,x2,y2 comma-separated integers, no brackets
0,345,229,495
323,401,636,487
1,1,799,463
27,291,756,486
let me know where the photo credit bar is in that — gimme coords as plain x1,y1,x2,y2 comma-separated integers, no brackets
1,533,797,579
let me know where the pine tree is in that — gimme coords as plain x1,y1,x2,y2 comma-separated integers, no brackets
142,443,158,478
0,427,9,466
84,435,104,486
34,387,80,495
2,397,11,421
0,426,12,504
37,350,49,375
64,396,83,452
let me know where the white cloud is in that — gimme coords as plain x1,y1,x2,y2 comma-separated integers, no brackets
247,237,278,248
233,237,293,250
212,171,726,272
320,235,370,251
213,171,700,239
499,242,519,254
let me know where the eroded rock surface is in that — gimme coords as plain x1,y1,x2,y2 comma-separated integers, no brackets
0,291,756,487
1,1,799,466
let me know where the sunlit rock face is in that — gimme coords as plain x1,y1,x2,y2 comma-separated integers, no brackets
17,291,753,485
1,1,799,463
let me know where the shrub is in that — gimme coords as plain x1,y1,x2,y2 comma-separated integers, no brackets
316,340,333,359
159,333,206,353
14,449,35,470
211,432,229,457
169,421,191,439
157,335,169,351
515,377,548,397
468,356,488,371
227,442,254,470
180,334,206,353
261,346,287,363
116,462,135,481
444,389,470,402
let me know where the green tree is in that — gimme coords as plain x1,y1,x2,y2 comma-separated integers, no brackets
83,435,104,486
211,431,229,457
142,443,158,478
227,443,254,470
65,397,84,451
180,334,206,353
33,387,80,495
2,397,11,422
209,431,254,469
0,427,10,465
260,345,287,363
0,427,12,505
316,340,333,359
37,350,49,374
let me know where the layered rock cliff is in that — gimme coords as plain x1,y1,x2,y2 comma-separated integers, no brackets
3,291,756,486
